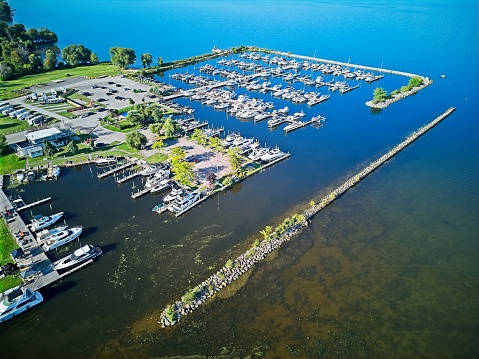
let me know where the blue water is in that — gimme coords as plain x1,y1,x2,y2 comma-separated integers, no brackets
4,1,479,358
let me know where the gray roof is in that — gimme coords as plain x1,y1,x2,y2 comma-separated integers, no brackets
25,128,62,142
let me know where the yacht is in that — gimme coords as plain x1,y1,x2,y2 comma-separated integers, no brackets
167,191,201,214
41,226,83,252
0,286,43,323
260,148,285,162
150,179,172,193
26,171,35,182
277,106,289,115
29,212,64,232
222,133,239,148
145,169,171,188
248,147,270,161
16,170,25,182
140,164,161,176
283,121,304,132
164,187,184,202
52,165,61,179
95,156,117,166
53,244,102,271
36,225,69,243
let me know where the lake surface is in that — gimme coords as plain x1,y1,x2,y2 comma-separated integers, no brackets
3,1,478,358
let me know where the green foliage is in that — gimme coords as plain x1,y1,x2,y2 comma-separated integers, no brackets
208,136,222,151
400,85,409,92
165,304,176,322
65,140,78,155
408,76,423,89
222,176,233,187
260,225,273,240
109,47,136,69
90,53,99,65
253,238,260,248
61,44,93,66
43,49,57,70
42,139,56,156
169,146,185,163
172,160,194,185
140,53,153,68
227,146,244,174
190,129,206,145
225,259,233,269
310,200,316,207
125,131,147,150
183,287,199,304
390,89,400,96
149,123,162,135
373,87,387,103
162,118,175,137
0,0,13,21
0,133,7,154
152,140,165,152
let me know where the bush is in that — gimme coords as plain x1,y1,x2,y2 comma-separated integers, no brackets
222,176,233,187
225,259,233,269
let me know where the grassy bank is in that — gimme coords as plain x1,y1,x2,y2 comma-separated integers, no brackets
0,63,122,100
0,218,23,293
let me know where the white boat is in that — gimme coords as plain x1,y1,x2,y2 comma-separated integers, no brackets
41,226,83,252
167,191,201,214
140,164,161,176
150,179,172,193
222,133,239,148
52,165,61,178
16,170,25,182
248,147,270,161
53,244,102,271
164,187,184,202
26,171,35,182
95,156,117,166
278,106,289,115
145,169,171,188
260,148,285,162
29,212,64,232
0,286,43,323
294,110,306,118
36,225,69,243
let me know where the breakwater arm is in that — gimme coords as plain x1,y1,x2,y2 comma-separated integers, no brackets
159,107,455,327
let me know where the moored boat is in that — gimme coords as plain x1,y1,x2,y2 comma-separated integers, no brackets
260,148,285,162
41,226,83,252
0,286,43,323
95,156,117,166
29,212,64,232
53,244,102,271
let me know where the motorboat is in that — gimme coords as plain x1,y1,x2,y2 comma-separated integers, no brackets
145,169,171,188
95,156,117,166
53,244,102,271
0,286,43,323
164,187,184,202
26,171,35,182
52,165,61,178
36,225,69,243
222,133,240,148
260,148,285,162
29,212,64,232
167,191,201,214
140,164,161,176
150,179,172,193
16,170,25,182
248,147,270,161
41,226,83,252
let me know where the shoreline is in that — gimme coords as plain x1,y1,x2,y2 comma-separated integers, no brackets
159,106,456,327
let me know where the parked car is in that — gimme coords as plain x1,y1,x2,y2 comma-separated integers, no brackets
185,155,198,163
95,142,106,148
97,98,106,102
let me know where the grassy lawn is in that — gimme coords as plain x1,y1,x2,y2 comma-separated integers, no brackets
0,63,123,100
0,150,26,175
0,115,29,135
144,153,168,164
0,275,23,293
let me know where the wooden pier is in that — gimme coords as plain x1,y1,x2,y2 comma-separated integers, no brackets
131,187,151,199
116,171,140,184
16,197,52,212
284,119,317,133
97,162,135,179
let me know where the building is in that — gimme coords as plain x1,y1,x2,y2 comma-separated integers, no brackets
15,128,74,158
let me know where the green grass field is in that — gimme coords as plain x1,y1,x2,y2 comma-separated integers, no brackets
0,63,123,100
0,150,26,175
0,115,29,135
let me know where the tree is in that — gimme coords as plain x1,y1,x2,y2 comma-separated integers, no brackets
140,53,153,68
206,172,216,187
0,61,14,80
208,136,222,151
109,47,136,69
191,129,205,145
0,133,7,154
373,87,387,103
125,131,147,150
172,160,194,185
162,118,175,137
157,56,163,67
227,147,244,174
408,76,422,89
65,140,78,155
61,44,92,66
149,123,163,135
152,140,165,153
90,53,99,65
28,53,43,69
42,139,56,156
89,139,95,151
43,49,57,70
169,146,185,164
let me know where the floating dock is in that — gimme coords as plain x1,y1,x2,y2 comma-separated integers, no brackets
16,197,52,212
131,187,151,199
97,162,135,179
116,171,140,184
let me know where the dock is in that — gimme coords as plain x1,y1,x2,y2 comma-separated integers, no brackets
131,187,151,199
16,197,52,212
116,171,140,184
97,162,135,179
339,84,360,94
254,113,272,123
284,119,317,133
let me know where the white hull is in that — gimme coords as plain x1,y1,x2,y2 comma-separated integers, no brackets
0,286,43,323
54,245,102,271
29,212,64,232
42,226,83,252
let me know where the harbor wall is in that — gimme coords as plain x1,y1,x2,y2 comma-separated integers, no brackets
159,107,455,327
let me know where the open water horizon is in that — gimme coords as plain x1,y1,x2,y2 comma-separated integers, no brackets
3,1,478,358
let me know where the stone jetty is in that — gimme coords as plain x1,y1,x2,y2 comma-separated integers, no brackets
159,107,455,327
